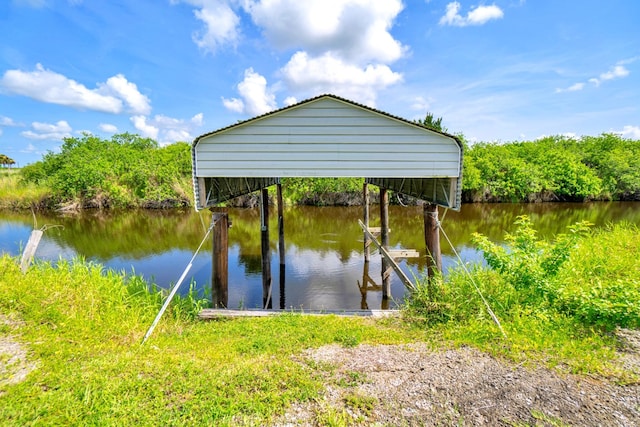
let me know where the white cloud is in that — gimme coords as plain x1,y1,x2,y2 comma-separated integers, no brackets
131,115,159,140
410,96,432,111
283,96,297,106
21,120,73,140
222,68,276,116
100,74,151,115
439,2,504,27
175,0,240,53
281,51,402,106
245,0,406,64
181,1,406,113
555,82,584,93
558,60,632,93
590,64,629,86
615,125,640,140
99,123,118,133
21,143,40,154
0,64,150,115
222,97,244,113
131,112,204,144
1,116,19,126
191,112,204,126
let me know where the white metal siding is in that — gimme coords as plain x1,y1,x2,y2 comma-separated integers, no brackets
194,98,460,179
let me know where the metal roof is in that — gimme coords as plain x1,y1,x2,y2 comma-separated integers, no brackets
192,94,463,210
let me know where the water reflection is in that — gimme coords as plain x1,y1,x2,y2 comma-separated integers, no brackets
1,203,639,310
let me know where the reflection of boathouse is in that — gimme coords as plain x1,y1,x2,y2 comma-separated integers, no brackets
191,94,463,311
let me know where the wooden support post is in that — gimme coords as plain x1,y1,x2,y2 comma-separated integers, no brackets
380,187,390,299
261,188,272,309
20,229,43,273
211,211,229,308
363,182,370,262
424,203,442,296
277,183,286,309
360,261,370,309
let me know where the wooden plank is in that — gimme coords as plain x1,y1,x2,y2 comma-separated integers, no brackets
199,308,400,320
358,219,416,292
387,249,420,259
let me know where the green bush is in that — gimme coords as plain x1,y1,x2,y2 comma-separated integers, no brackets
20,133,192,208
463,134,639,202
552,223,640,329
406,217,640,331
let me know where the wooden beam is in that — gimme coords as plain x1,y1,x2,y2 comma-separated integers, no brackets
358,219,416,292
211,212,229,308
380,187,390,298
387,249,420,259
277,183,286,309
199,308,400,320
424,203,442,297
198,177,207,208
261,188,272,309
363,182,370,262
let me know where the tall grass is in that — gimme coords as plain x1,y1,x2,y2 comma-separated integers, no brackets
0,169,50,209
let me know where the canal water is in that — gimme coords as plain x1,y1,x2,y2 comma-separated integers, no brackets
1,203,638,310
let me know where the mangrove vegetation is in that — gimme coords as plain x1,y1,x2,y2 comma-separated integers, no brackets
2,131,639,210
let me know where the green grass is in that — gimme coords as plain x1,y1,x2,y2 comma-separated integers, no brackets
0,255,411,425
1,219,638,425
0,169,50,209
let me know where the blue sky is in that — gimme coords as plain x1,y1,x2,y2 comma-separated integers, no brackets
1,0,638,166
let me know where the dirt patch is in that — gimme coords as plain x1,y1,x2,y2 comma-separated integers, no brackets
0,314,37,395
278,330,640,426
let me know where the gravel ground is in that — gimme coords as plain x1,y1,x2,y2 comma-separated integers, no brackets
278,330,640,426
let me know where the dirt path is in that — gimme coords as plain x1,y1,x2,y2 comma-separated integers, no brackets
279,330,640,426
0,315,37,396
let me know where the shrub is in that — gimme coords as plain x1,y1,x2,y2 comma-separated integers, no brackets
405,217,639,332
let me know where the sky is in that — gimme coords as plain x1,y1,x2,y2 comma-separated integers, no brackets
1,0,639,166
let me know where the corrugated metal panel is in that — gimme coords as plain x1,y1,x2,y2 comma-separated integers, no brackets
191,94,463,210
194,97,460,179
366,178,458,209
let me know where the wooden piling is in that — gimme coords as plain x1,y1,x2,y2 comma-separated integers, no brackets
20,229,43,273
277,183,285,309
380,187,390,298
211,211,229,308
363,182,370,262
423,203,442,297
261,188,272,309
277,183,285,266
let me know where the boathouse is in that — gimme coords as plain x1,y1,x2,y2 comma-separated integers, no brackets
192,94,463,310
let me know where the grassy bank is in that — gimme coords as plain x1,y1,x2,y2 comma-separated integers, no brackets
1,220,638,424
0,169,50,210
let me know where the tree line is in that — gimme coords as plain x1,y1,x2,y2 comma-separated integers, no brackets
14,130,640,209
